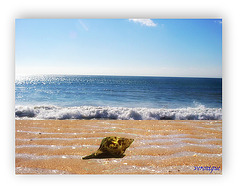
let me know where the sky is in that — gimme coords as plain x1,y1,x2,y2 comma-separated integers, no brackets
15,19,222,78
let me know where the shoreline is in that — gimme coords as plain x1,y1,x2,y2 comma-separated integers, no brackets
15,105,222,120
15,120,222,174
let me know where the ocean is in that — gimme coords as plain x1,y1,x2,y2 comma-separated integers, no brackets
15,75,222,120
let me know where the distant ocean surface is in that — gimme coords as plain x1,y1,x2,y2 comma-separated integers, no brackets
15,75,222,120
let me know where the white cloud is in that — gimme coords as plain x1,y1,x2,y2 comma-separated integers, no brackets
129,19,157,27
214,20,222,24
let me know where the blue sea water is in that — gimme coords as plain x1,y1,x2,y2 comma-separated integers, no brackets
15,75,222,120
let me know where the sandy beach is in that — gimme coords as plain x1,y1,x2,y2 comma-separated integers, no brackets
15,120,222,174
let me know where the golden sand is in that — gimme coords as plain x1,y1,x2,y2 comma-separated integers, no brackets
15,120,222,174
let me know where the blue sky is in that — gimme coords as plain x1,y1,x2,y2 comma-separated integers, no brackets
15,19,222,77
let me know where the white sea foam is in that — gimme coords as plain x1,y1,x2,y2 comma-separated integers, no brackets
15,105,222,120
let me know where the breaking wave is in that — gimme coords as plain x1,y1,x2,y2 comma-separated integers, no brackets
15,105,222,120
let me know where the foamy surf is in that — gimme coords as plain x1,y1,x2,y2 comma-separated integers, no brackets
15,105,222,120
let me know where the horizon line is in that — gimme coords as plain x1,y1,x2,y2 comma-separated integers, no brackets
15,73,222,79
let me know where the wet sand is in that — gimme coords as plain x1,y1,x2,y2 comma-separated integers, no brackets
15,120,222,174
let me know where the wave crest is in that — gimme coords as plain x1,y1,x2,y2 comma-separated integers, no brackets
15,105,222,120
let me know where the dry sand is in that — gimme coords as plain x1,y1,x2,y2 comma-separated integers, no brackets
15,120,222,174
